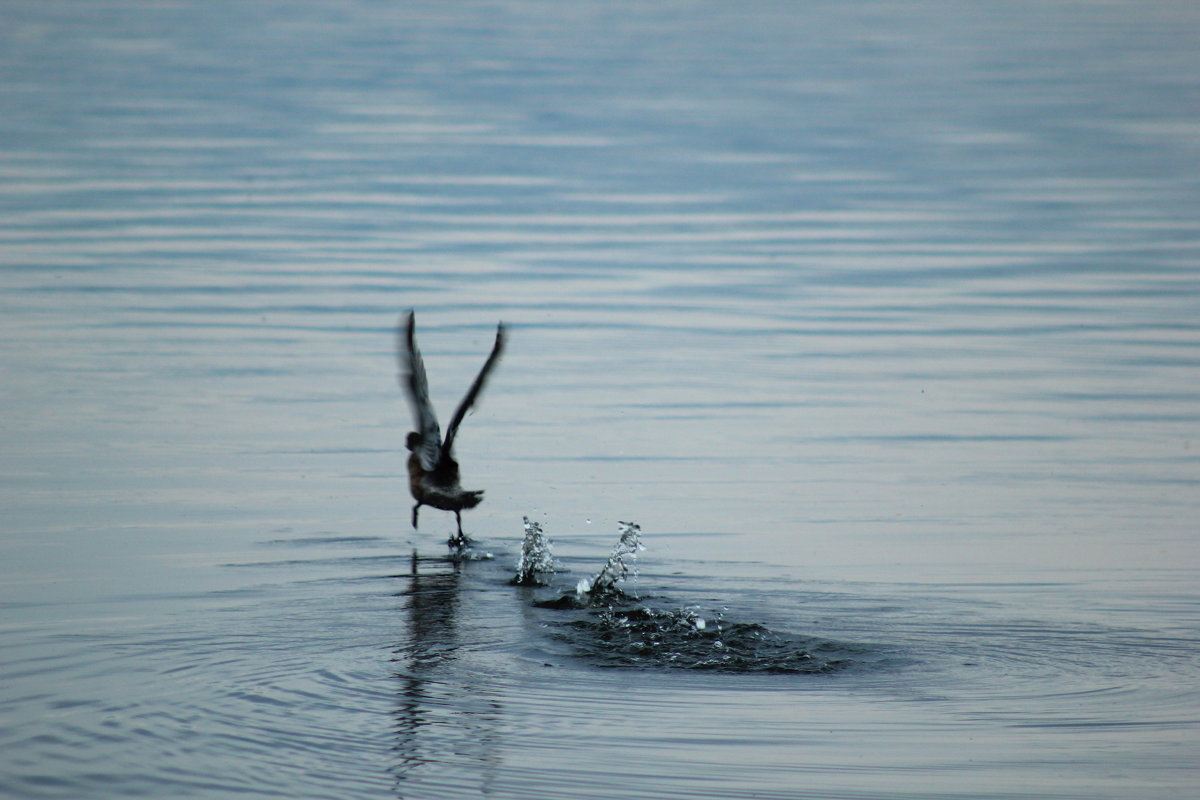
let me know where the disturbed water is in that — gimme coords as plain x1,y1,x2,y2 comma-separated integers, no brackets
2,0,1199,798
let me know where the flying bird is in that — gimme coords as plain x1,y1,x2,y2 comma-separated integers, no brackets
398,311,506,548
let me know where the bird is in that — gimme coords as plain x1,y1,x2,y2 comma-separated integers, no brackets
398,311,506,549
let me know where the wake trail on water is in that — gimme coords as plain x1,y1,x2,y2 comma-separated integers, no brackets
504,519,861,675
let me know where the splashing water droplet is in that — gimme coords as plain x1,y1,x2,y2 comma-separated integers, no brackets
514,516,559,586
577,521,643,601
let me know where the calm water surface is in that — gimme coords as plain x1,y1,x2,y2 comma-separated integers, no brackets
2,1,1198,798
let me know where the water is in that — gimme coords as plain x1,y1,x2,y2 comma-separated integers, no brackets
2,0,1198,797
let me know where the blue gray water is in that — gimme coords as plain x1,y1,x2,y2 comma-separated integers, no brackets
2,1,1198,797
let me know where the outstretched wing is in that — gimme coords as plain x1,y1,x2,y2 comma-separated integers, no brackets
398,311,442,472
441,321,507,460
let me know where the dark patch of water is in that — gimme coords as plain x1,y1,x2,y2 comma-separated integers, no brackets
530,585,860,674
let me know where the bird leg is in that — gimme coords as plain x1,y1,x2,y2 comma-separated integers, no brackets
449,510,466,549
411,502,421,530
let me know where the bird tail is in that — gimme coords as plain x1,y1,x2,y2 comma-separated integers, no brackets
461,490,485,509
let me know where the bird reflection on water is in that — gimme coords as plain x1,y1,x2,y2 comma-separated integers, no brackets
391,553,503,798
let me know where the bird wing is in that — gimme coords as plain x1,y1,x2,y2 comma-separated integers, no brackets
398,311,442,472
441,321,506,461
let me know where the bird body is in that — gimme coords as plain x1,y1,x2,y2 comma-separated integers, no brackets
405,441,483,520
398,312,505,548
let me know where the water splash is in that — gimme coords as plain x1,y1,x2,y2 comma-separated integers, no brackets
575,521,644,601
512,517,559,586
523,520,862,672
446,538,494,562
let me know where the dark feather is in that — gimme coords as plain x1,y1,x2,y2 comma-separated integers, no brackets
441,322,507,463
398,311,443,472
